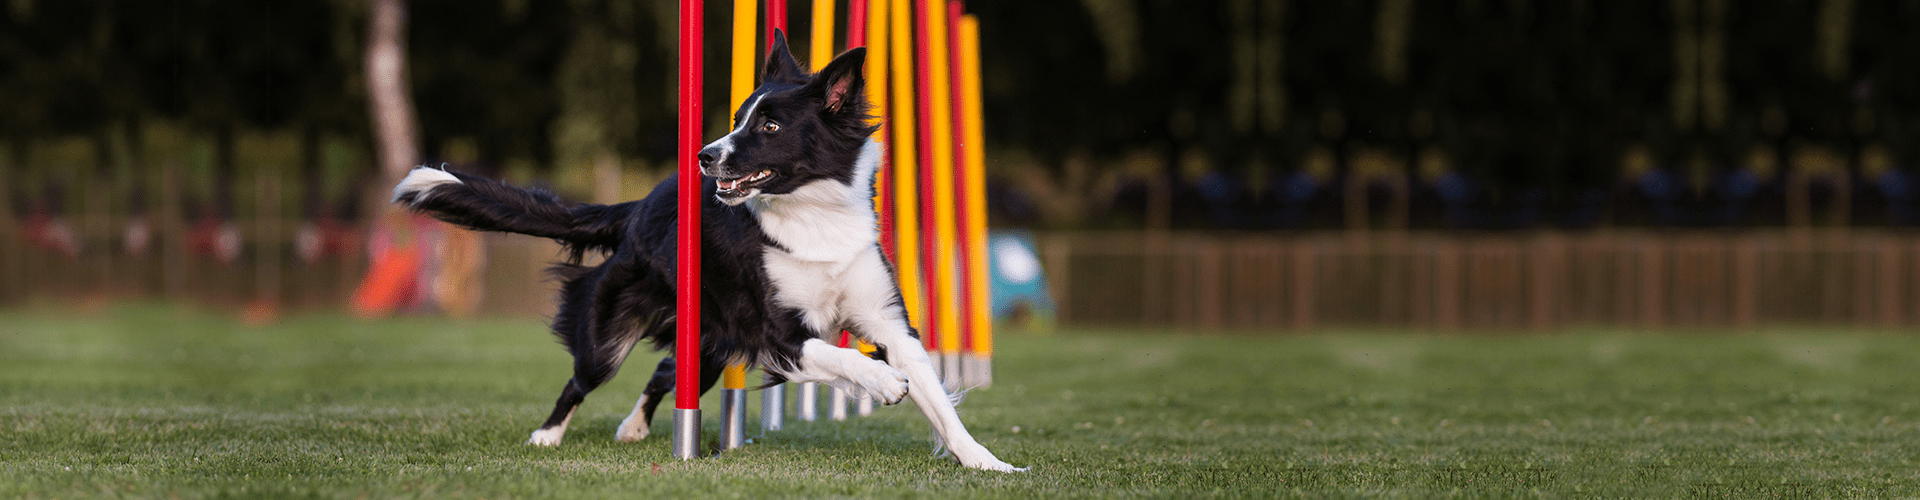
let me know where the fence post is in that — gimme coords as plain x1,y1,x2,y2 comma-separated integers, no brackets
1638,236,1666,328
1527,234,1561,332
1877,235,1902,327
1409,236,1432,328
1044,236,1071,325
1732,234,1758,326
256,166,282,308
1435,238,1461,331
0,144,12,303
1851,235,1873,325
1378,231,1409,326
1911,239,1920,326
1198,238,1224,330
1142,231,1168,326
1290,239,1316,331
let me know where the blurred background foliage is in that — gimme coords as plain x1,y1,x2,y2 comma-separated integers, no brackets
4,0,1920,231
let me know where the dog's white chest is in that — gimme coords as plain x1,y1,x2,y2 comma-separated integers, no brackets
763,243,895,336
748,140,892,336
751,182,876,262
754,180,890,335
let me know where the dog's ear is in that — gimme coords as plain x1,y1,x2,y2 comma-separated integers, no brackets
763,29,806,84
808,47,867,114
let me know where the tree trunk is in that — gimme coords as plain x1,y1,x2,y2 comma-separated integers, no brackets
366,0,420,188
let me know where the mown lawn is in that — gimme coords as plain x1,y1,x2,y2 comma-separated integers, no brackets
3,305,1919,498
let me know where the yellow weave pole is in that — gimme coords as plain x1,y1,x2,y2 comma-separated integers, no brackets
721,0,757,451
809,0,834,69
864,0,888,216
958,14,992,387
922,0,962,387
732,0,759,110
888,0,925,340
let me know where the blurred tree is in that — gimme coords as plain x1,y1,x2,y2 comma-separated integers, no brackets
410,0,569,174
366,0,420,187
0,0,1916,232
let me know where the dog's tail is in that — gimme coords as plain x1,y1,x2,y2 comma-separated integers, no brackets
391,166,632,259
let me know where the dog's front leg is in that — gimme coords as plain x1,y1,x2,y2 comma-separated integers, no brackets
833,249,1024,472
845,314,1025,472
776,339,909,405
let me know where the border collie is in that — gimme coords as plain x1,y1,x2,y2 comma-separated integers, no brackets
391,31,1022,472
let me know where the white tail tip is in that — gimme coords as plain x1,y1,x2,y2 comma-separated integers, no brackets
392,166,462,203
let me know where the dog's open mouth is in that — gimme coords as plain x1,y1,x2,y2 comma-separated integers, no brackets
715,170,773,197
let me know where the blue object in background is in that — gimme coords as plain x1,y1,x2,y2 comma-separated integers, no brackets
988,230,1056,331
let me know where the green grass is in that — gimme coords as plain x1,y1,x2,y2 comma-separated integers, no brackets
3,306,1920,498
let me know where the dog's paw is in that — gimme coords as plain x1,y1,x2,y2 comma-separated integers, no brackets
851,362,909,405
527,427,565,446
951,443,1026,472
614,417,650,442
966,459,1028,473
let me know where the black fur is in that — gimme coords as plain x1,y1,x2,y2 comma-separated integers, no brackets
394,31,894,439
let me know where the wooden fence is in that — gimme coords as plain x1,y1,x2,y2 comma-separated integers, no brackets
1041,230,1920,331
0,217,566,318
9,222,1920,332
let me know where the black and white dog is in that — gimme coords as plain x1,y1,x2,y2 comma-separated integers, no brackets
391,32,1021,472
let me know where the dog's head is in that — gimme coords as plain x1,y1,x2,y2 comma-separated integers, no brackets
699,30,874,206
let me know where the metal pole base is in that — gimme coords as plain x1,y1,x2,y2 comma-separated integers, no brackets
943,352,963,392
963,354,992,388
721,388,748,450
796,382,818,421
761,383,785,432
671,408,701,459
828,386,849,421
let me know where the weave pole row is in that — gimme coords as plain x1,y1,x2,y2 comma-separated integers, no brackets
880,0,992,393
677,0,989,459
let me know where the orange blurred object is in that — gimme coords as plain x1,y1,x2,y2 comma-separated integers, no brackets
350,241,421,318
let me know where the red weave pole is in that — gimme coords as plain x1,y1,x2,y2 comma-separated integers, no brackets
913,0,940,353
847,0,867,46
946,0,973,357
675,0,704,411
765,0,787,53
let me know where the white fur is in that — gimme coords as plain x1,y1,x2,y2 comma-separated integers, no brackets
751,139,1024,472
527,408,573,446
392,166,462,204
748,139,884,262
615,393,651,442
782,339,909,404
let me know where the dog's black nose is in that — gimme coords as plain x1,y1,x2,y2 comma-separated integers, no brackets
697,149,718,167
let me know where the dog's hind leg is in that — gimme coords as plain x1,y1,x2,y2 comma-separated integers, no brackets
530,330,637,445
615,356,676,442
616,353,724,442
529,379,588,445
528,356,629,445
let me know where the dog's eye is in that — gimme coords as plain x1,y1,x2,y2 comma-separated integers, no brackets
761,121,780,133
